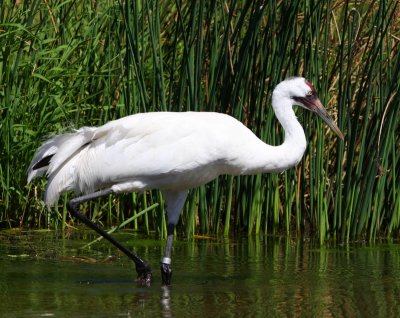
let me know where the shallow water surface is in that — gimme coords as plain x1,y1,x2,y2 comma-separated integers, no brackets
1,231,399,317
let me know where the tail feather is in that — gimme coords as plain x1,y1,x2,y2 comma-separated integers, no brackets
47,127,95,175
44,157,77,206
27,126,97,205
27,135,69,183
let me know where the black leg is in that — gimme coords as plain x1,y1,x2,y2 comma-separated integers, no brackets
160,190,188,285
67,189,152,285
161,223,175,285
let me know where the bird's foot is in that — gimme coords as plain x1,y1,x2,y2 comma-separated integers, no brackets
161,257,172,285
136,262,153,286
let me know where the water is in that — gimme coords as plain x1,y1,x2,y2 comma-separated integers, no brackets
1,231,399,317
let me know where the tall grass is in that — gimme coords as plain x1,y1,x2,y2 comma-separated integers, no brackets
0,0,399,242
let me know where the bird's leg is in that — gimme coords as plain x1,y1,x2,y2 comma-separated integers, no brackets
161,223,175,285
160,190,188,285
67,189,152,285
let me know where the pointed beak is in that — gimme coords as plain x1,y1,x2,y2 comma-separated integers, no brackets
294,96,344,140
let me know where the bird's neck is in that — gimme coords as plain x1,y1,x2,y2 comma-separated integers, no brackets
235,96,307,176
270,95,307,170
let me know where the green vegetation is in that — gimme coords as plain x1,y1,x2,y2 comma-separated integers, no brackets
0,0,399,242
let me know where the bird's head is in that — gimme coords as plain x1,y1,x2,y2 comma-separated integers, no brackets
273,77,344,140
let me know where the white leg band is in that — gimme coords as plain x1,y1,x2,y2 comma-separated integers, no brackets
161,257,171,265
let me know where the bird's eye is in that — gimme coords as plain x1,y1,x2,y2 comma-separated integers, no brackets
306,91,313,97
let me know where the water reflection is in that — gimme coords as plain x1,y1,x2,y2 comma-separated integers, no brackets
161,286,172,318
0,232,399,317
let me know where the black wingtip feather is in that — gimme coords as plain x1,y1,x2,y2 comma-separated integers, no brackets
32,154,54,170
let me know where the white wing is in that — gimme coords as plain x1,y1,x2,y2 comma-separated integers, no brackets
28,112,263,205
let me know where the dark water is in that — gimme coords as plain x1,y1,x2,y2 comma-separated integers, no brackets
1,231,399,317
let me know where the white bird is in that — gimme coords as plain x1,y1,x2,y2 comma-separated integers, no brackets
27,77,343,285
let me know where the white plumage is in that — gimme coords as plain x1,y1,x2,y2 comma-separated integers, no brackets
29,111,302,205
27,77,343,285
